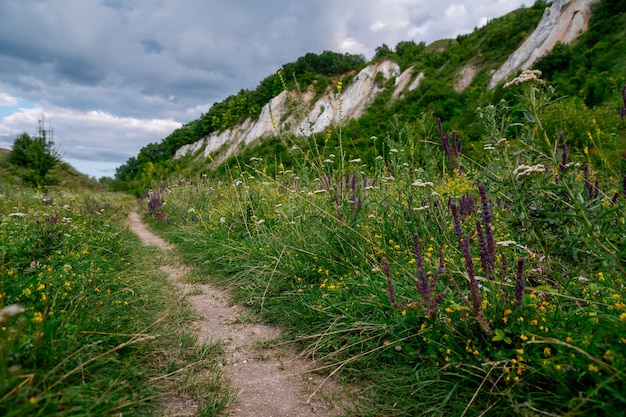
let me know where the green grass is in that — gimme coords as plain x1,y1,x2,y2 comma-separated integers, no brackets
143,72,626,416
0,188,229,416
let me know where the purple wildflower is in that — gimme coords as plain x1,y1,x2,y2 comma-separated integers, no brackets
449,201,463,242
478,184,496,275
438,118,462,172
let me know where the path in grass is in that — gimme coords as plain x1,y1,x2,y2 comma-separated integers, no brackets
128,212,347,417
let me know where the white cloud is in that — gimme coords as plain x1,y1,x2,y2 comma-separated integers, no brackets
0,106,181,162
0,92,19,106
477,16,490,28
445,4,467,20
0,0,530,177
339,37,367,55
370,21,387,33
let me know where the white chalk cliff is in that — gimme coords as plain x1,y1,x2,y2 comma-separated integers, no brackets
488,0,599,89
175,0,599,163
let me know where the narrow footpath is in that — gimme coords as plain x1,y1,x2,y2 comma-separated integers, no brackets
127,212,347,417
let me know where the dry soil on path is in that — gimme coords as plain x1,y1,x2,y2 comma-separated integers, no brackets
127,212,348,417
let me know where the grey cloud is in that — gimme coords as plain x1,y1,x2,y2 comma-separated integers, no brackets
0,0,528,177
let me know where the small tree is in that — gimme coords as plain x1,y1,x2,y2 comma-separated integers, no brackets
8,117,60,186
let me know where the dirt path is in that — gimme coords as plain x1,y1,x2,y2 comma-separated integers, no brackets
127,212,347,417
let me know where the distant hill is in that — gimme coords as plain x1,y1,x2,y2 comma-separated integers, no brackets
0,147,104,190
111,0,626,196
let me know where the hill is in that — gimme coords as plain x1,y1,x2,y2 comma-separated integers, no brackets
111,0,625,195
114,0,626,414
0,146,104,191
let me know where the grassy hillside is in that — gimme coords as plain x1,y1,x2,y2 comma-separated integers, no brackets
111,0,626,195
0,186,228,415
0,147,104,191
142,67,626,415
116,0,626,414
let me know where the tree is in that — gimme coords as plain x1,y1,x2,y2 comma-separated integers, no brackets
8,117,60,186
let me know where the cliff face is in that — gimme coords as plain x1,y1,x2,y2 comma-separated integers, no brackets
488,0,599,89
174,60,428,163
175,0,598,163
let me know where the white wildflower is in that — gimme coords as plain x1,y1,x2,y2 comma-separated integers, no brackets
9,213,26,217
63,204,71,210
219,217,226,224
564,162,581,168
390,148,398,153
0,304,25,323
349,158,361,163
496,240,518,247
411,179,434,187
503,69,543,89
313,189,327,194
513,164,546,179
375,155,384,160
249,157,263,162
187,208,196,213
413,205,430,211
256,219,265,225
323,159,333,163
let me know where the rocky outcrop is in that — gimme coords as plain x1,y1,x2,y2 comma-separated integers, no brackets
174,60,401,162
392,67,424,100
455,64,479,92
489,0,600,89
174,0,601,163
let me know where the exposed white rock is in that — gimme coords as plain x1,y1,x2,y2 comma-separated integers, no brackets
174,60,401,162
339,60,400,120
408,71,425,91
489,0,599,89
455,64,479,92
174,1,601,165
174,138,205,159
392,67,414,100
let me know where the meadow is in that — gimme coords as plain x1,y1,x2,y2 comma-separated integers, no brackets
0,189,228,416
144,72,626,416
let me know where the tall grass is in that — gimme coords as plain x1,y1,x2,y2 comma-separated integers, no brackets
145,72,626,416
0,188,228,416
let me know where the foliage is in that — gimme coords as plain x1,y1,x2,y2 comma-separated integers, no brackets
534,0,626,107
114,0,626,197
143,71,626,416
8,118,60,187
111,51,366,194
0,188,227,415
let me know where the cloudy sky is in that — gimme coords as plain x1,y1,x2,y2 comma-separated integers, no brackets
0,0,528,179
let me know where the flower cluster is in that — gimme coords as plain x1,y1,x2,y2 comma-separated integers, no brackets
503,69,543,89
